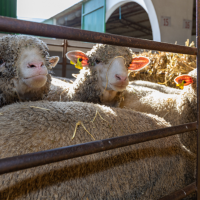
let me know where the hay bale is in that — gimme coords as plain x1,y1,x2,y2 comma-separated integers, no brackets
129,40,196,88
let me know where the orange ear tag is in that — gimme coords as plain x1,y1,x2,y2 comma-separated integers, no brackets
174,75,193,86
128,56,150,71
70,57,89,69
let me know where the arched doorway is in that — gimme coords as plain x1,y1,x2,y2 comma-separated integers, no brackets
106,2,153,40
106,0,161,42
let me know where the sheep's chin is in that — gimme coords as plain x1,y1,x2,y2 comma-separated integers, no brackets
110,83,128,92
23,75,47,89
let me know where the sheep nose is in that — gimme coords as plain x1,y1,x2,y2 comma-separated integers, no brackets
115,74,127,81
28,61,43,68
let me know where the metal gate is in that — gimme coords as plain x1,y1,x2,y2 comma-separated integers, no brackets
0,1,199,199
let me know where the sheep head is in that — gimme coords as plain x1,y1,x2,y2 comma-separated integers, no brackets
13,48,59,90
66,45,149,92
0,35,59,100
174,69,196,93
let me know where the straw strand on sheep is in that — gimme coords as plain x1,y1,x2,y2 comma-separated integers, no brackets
0,101,196,199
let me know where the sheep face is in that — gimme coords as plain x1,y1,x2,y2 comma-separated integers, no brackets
174,69,197,95
16,48,48,88
66,48,149,93
95,57,128,92
14,48,59,91
0,35,59,101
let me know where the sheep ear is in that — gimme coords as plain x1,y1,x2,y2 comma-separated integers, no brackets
49,56,59,68
174,75,193,86
128,56,150,71
66,51,89,67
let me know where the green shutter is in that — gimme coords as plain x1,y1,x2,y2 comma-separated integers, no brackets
0,0,17,18
82,0,106,33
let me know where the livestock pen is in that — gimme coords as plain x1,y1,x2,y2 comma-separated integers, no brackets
0,1,199,199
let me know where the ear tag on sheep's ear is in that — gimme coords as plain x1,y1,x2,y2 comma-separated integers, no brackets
128,56,150,71
67,51,89,68
176,80,185,89
174,75,193,89
70,58,83,70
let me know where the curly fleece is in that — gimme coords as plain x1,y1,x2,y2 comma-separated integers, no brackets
0,101,196,199
121,69,197,154
46,44,133,107
0,35,52,106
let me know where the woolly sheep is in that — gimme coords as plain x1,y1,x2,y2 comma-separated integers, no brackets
54,76,181,95
129,41,196,88
129,80,181,94
0,35,59,107
52,76,75,84
121,69,197,154
45,44,149,107
0,101,196,199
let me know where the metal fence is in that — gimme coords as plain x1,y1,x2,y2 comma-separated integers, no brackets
0,1,199,199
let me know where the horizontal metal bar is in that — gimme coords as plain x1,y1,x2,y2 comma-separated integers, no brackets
0,16,197,55
159,182,196,200
0,122,197,176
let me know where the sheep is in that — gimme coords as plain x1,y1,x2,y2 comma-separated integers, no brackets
121,69,197,154
0,101,196,199
129,80,181,94
129,40,196,88
52,76,75,83
0,35,59,107
45,44,149,107
53,75,181,95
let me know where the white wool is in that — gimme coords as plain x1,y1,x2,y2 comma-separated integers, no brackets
121,69,197,154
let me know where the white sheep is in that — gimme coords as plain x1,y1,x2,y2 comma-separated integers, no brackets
0,35,59,107
0,101,195,199
129,80,181,94
45,44,149,107
121,69,197,154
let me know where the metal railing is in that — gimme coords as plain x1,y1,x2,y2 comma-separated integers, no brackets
0,1,199,198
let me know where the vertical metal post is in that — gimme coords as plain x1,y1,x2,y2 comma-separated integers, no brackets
197,0,200,199
62,39,68,77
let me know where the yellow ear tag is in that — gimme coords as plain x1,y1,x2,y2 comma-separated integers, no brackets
75,58,83,69
70,58,83,70
70,60,75,65
176,80,185,90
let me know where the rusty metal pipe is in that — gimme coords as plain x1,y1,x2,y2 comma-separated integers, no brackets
0,16,196,55
197,1,200,199
159,182,196,200
0,122,197,175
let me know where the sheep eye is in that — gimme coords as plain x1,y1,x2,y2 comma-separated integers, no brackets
0,59,4,65
95,59,100,64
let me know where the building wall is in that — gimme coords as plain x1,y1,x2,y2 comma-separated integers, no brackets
152,0,193,45
106,0,193,45
0,0,16,18
106,0,161,42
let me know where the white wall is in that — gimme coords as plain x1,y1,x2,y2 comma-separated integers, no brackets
151,0,193,45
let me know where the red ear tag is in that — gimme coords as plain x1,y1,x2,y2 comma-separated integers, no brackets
128,56,150,71
73,54,89,67
81,58,89,67
174,75,193,86
67,51,89,67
